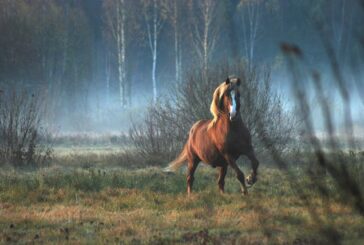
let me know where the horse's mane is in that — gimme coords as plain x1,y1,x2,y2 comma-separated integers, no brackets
208,82,230,129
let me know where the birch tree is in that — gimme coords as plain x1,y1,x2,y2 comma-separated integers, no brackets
142,0,167,103
190,0,219,79
308,0,353,65
330,0,346,55
37,1,65,127
104,0,129,107
167,0,183,84
238,0,262,71
104,50,112,106
328,0,353,65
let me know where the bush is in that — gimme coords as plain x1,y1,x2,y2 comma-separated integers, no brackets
130,63,297,164
0,90,52,167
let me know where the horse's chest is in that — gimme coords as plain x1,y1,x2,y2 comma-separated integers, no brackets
218,132,247,154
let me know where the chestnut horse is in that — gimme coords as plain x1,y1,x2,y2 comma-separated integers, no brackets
165,77,259,195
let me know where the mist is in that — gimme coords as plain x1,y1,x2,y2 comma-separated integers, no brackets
0,0,363,136
2,1,364,243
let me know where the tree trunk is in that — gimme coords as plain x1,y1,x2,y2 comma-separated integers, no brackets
116,0,127,107
239,1,259,72
174,0,181,84
190,0,218,81
175,29,179,83
152,0,158,103
203,12,208,79
105,51,111,106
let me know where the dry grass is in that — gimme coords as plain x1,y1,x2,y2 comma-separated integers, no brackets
51,145,145,169
0,164,363,244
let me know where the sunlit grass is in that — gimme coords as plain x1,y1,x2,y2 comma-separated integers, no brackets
51,145,145,169
0,165,363,244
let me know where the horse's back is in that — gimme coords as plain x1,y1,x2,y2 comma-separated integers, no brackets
189,119,209,134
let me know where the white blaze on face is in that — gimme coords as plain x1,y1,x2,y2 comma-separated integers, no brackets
229,90,237,120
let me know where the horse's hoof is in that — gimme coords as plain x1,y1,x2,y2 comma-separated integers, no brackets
246,174,257,187
241,187,248,196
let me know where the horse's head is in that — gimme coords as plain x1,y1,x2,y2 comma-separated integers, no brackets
210,77,241,123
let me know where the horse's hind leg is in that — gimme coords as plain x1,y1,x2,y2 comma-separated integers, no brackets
246,150,259,186
224,155,248,195
187,157,199,195
218,166,227,194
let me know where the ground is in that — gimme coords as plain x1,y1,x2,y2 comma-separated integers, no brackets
0,146,363,244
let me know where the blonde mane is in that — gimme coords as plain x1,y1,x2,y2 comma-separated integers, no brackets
208,82,230,129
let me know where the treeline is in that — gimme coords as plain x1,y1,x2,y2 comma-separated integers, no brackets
0,0,361,130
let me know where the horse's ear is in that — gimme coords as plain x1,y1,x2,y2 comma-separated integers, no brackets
236,78,241,86
225,77,230,85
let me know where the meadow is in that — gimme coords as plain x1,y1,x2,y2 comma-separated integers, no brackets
1,145,364,244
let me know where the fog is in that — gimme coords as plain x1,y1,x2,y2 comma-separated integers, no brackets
0,0,363,136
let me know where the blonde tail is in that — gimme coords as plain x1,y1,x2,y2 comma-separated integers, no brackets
163,144,188,172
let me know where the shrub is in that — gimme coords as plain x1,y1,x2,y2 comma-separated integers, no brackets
130,63,297,164
0,90,52,167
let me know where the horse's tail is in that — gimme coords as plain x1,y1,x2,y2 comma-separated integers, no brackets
163,144,188,172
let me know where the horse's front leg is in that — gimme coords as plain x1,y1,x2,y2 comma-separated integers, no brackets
217,165,227,194
224,155,248,195
246,150,259,186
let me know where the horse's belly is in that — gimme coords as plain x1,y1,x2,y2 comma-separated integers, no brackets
191,138,223,165
195,143,212,161
198,145,226,166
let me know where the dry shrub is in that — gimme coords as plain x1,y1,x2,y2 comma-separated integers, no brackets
0,90,52,167
130,62,297,164
50,133,130,146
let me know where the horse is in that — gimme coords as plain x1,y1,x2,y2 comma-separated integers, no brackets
165,76,259,195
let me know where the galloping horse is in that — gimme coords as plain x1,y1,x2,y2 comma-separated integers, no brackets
165,77,259,195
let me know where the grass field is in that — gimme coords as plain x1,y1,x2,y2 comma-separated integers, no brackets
1,148,364,245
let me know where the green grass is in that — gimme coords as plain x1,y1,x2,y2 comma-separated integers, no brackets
0,164,363,244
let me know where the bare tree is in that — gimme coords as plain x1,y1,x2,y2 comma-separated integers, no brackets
190,0,219,80
328,0,353,65
142,0,167,103
168,0,183,84
33,0,64,128
104,0,130,107
238,0,262,71
105,50,112,106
